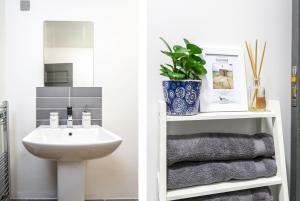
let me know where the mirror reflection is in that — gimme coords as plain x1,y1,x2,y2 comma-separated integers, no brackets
43,21,94,87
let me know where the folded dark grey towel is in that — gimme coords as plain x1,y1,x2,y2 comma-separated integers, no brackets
168,133,275,165
168,158,277,190
178,187,273,201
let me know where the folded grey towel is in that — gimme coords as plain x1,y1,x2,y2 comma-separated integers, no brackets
178,187,273,201
168,133,275,166
168,158,277,190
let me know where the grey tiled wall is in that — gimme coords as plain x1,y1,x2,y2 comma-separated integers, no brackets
36,87,102,127
11,199,138,201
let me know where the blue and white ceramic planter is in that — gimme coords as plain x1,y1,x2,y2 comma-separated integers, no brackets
162,80,201,116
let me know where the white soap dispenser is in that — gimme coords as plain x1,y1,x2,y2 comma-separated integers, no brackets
50,112,59,128
82,105,91,128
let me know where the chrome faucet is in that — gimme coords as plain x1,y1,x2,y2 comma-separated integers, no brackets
67,106,73,128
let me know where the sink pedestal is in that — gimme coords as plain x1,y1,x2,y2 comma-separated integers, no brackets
57,161,86,201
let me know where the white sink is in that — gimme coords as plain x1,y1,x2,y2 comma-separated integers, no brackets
22,125,122,161
22,125,122,201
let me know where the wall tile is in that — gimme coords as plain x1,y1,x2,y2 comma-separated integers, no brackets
70,97,101,108
36,87,102,127
36,87,69,97
36,98,69,109
73,108,102,120
36,119,67,127
105,199,138,201
26,199,57,201
70,87,102,97
10,199,136,201
72,119,82,125
36,109,67,120
72,120,102,125
91,200,104,201
91,120,102,125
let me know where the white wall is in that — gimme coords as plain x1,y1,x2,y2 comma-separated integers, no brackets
147,0,292,200
3,0,138,199
44,48,94,87
0,0,5,100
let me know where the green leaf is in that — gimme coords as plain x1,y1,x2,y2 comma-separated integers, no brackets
161,51,186,59
161,51,173,57
179,57,188,66
183,38,190,45
191,55,201,61
160,64,172,72
160,68,167,74
190,73,201,80
172,52,186,59
184,58,195,70
190,55,206,65
166,64,174,69
160,72,168,77
160,37,173,53
173,45,189,53
187,43,202,54
194,75,201,80
168,72,186,80
186,59,203,74
177,68,187,75
160,65,176,79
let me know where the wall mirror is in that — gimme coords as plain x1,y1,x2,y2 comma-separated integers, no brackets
43,21,94,87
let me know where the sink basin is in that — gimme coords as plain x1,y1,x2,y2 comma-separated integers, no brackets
22,125,122,161
22,125,122,201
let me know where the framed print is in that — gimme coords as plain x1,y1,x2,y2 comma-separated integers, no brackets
200,48,248,112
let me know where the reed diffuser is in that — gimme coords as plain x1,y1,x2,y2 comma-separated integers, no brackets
245,40,267,111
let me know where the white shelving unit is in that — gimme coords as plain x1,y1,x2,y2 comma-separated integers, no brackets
158,100,289,201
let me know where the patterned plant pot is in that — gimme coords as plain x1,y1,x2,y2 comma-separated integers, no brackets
162,80,201,116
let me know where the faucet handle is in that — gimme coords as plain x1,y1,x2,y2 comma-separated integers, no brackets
67,106,72,116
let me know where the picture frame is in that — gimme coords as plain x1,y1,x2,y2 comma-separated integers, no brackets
200,47,248,112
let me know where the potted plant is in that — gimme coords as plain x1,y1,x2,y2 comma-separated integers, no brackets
160,37,207,115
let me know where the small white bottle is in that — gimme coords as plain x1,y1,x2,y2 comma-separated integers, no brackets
82,112,91,128
50,112,59,128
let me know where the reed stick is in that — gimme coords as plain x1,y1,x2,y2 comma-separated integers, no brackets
258,42,267,78
254,39,258,80
248,44,257,79
245,42,256,77
251,88,258,107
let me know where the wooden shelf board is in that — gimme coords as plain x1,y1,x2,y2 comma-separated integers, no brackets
167,176,282,201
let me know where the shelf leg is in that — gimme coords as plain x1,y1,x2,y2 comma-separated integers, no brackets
270,101,289,201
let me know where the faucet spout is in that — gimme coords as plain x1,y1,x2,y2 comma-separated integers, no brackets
67,106,73,128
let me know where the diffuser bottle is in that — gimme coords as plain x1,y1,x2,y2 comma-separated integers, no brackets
249,79,266,111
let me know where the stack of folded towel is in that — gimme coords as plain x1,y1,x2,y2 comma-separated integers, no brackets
178,187,273,201
167,133,277,190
